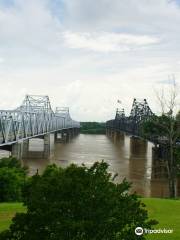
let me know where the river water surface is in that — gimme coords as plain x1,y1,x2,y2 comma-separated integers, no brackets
0,134,169,197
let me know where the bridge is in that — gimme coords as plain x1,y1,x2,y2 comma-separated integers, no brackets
106,98,169,162
106,98,154,139
0,95,80,158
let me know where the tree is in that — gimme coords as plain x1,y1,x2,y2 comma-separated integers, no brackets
142,79,180,198
0,167,25,202
0,157,21,169
0,162,156,240
0,157,27,202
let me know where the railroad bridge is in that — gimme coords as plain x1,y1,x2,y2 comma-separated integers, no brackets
106,98,171,163
0,95,80,159
106,98,154,138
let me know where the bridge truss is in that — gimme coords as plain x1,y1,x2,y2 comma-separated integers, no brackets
106,98,154,136
0,95,80,146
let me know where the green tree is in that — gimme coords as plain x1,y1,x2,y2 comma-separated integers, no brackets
142,81,180,198
0,157,21,169
142,114,180,197
0,167,25,202
0,162,157,240
0,157,27,202
80,122,106,134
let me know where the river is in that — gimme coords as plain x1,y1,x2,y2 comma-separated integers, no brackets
0,133,169,197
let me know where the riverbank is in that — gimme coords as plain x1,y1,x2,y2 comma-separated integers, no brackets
0,198,180,239
80,122,106,134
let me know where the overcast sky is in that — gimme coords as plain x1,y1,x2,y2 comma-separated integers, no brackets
0,0,180,121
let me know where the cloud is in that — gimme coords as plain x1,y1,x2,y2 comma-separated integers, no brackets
62,31,160,53
0,57,4,63
63,0,180,34
0,0,180,121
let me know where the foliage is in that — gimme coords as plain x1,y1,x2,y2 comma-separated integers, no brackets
0,158,21,169
0,157,27,202
0,162,157,240
80,122,106,134
142,113,180,197
142,115,178,140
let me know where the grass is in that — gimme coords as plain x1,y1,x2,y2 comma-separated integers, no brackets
0,199,180,239
142,198,180,240
0,203,26,232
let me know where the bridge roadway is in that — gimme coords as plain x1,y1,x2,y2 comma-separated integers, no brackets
0,95,80,158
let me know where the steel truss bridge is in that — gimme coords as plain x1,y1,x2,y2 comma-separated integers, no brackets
0,95,80,147
106,98,154,137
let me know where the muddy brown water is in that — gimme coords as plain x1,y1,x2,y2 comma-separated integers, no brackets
0,134,169,197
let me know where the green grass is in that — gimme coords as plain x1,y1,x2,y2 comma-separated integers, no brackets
0,203,26,232
0,199,180,239
142,198,180,240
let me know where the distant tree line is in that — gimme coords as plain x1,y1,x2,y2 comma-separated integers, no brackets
80,122,106,134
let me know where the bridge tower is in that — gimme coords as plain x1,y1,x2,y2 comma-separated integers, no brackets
106,98,153,138
129,98,153,136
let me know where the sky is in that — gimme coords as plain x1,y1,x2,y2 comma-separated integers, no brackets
0,0,180,121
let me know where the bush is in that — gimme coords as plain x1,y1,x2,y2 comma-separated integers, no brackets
0,161,157,240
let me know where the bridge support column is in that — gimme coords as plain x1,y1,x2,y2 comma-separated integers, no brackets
107,129,111,137
119,131,125,140
113,131,117,142
54,131,61,142
66,129,72,142
151,146,168,179
54,130,68,143
71,128,75,138
106,129,113,138
11,142,23,159
111,130,115,138
54,128,80,144
75,127,80,136
106,128,110,137
114,131,125,142
130,136,147,155
22,139,30,159
43,134,50,159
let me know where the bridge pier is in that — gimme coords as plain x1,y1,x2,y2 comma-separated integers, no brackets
43,134,50,159
106,128,114,138
54,128,79,144
22,139,30,159
11,142,23,160
22,135,51,159
54,130,68,143
67,129,72,142
130,136,147,155
113,131,125,142
106,128,125,143
151,146,168,179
